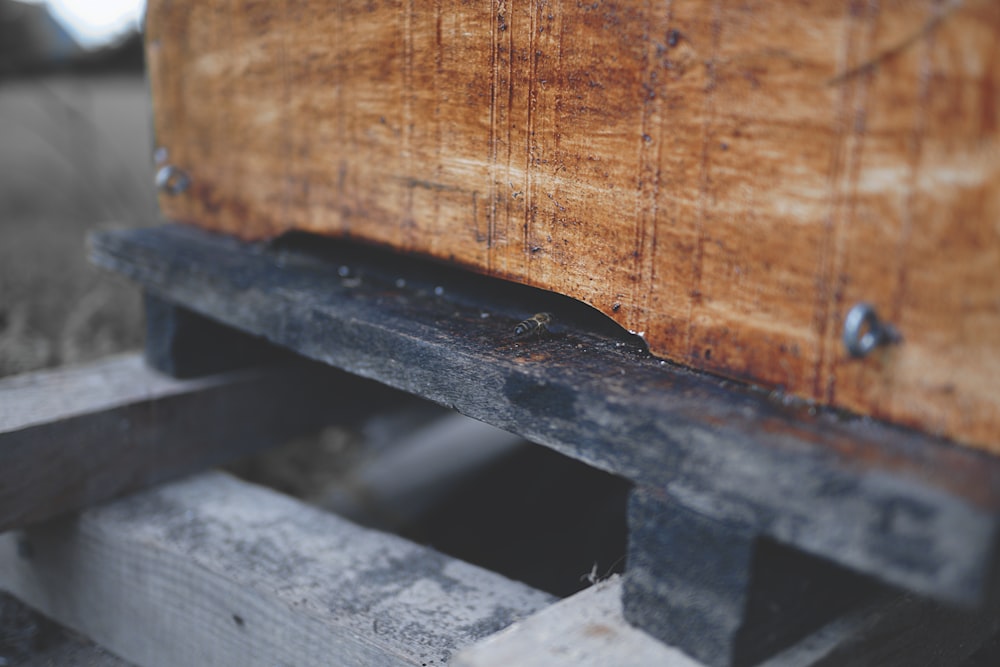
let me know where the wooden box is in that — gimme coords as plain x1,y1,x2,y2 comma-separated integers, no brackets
146,0,1000,452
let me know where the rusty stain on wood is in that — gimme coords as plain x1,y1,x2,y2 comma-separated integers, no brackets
146,0,1000,452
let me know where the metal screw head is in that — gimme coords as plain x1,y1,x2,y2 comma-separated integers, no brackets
156,165,191,195
843,302,901,358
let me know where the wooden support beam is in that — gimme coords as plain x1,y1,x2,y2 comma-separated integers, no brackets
624,489,874,666
0,353,388,532
90,225,1000,610
0,472,555,667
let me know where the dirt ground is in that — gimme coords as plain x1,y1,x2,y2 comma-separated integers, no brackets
0,74,155,378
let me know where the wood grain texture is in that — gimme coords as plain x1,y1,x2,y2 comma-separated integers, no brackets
145,0,1000,450
90,224,1000,606
0,353,387,532
0,472,555,667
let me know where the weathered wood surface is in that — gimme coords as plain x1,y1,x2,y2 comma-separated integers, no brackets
0,472,555,667
0,353,383,532
90,224,1000,607
624,489,876,666
454,577,998,667
145,0,1000,451
453,577,701,667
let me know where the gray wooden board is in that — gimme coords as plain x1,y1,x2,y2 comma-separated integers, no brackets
454,577,998,667
89,224,1000,606
0,353,392,532
0,472,555,667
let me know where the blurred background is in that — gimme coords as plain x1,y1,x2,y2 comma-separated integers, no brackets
0,0,152,378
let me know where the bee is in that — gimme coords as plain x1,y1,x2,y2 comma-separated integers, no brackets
513,312,553,339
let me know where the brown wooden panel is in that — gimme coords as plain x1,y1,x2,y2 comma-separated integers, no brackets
146,0,1000,451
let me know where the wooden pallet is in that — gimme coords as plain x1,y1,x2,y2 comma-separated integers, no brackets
4,222,1000,665
5,461,993,667
80,223,1000,665
2,351,999,666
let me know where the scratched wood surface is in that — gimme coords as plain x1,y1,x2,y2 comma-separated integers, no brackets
0,472,554,667
145,0,1000,451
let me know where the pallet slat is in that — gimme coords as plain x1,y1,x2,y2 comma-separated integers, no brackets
0,354,381,532
0,472,555,667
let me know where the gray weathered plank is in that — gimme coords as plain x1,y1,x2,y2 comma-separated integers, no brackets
0,472,555,667
0,354,384,532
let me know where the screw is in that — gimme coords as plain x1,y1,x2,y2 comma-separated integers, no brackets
156,165,191,195
843,302,901,358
